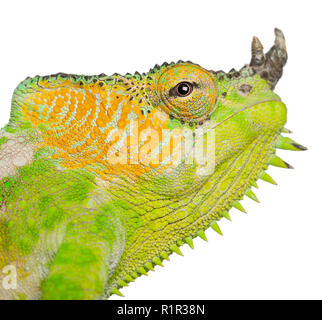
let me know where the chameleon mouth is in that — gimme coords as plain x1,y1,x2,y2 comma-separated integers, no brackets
205,99,284,133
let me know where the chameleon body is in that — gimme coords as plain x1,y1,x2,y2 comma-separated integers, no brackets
0,29,306,299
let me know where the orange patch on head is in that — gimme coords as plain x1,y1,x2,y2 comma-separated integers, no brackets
18,74,178,179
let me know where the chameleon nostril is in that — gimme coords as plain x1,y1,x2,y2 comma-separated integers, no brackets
238,84,253,96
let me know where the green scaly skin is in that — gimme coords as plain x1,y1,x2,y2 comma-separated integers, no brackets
0,29,306,299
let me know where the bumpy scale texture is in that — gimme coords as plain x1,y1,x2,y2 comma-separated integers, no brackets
0,29,306,299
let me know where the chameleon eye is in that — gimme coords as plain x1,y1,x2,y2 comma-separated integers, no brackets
174,82,193,97
152,63,218,123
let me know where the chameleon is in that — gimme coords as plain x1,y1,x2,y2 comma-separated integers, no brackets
0,28,306,300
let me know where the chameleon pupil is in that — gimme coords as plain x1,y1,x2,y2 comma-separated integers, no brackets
176,82,192,97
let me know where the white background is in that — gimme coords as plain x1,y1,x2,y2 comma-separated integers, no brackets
0,0,321,300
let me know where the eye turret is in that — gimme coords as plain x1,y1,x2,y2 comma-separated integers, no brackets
152,63,218,123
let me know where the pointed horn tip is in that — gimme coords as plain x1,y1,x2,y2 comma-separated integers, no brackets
274,28,287,50
274,28,284,37
252,36,263,48
250,36,265,67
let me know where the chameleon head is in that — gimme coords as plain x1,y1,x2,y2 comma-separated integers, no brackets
8,29,288,193
141,28,288,191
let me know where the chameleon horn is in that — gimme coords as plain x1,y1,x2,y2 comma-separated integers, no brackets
249,28,288,89
250,36,265,67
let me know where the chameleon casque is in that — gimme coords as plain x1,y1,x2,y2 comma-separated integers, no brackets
0,28,306,300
